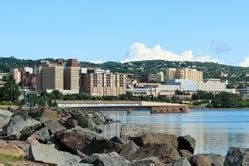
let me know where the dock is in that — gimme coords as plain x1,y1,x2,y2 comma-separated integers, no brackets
56,100,189,113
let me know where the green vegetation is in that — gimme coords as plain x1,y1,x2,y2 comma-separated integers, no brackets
0,76,20,105
0,154,25,165
192,91,249,108
21,91,185,107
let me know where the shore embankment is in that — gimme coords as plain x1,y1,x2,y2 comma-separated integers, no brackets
0,107,247,165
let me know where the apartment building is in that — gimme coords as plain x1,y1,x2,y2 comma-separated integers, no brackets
166,68,203,82
80,69,126,96
9,68,21,84
136,71,164,83
64,67,80,93
38,66,64,92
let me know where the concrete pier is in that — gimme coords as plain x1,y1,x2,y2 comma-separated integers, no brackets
56,100,189,113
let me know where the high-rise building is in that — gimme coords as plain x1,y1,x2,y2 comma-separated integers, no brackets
67,59,79,67
38,66,64,92
80,69,126,96
9,68,21,84
64,67,80,93
166,68,203,82
166,68,177,80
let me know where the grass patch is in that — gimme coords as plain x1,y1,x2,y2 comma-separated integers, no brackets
0,154,25,165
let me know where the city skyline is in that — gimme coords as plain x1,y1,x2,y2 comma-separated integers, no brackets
1,1,249,66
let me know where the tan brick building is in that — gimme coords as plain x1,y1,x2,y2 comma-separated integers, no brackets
64,67,80,93
38,66,64,92
166,67,203,82
80,71,126,97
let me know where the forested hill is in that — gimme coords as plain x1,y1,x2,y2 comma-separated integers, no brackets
1,57,249,86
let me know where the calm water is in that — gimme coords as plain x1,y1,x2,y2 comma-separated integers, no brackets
100,109,249,155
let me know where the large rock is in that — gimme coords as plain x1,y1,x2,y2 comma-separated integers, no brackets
31,127,50,143
129,143,181,164
189,154,212,166
2,114,42,140
43,119,66,134
178,150,193,158
167,157,191,166
29,143,81,166
224,147,249,166
90,152,130,166
110,136,126,145
120,141,139,159
65,126,102,140
70,111,100,133
120,124,153,140
91,138,123,154
205,154,225,166
177,135,196,154
0,140,26,158
0,109,13,129
64,118,78,129
28,108,57,122
131,157,165,166
133,133,178,148
55,130,92,155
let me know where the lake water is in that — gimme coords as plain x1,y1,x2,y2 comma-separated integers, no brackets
100,109,249,155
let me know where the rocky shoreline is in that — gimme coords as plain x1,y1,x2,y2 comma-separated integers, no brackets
0,108,248,165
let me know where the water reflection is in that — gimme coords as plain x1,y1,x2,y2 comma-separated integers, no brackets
101,109,249,155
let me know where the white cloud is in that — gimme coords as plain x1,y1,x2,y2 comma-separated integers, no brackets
121,42,220,63
238,57,249,67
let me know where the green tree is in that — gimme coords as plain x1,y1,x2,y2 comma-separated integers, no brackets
2,76,20,104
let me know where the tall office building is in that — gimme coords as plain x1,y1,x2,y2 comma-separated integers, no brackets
166,67,203,82
9,68,21,84
38,66,64,92
80,69,126,96
64,67,80,93
67,59,79,67
166,68,177,80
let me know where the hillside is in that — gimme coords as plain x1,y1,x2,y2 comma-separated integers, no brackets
1,57,249,87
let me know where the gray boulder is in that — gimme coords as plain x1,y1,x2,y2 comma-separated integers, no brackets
178,150,193,158
189,154,212,166
133,133,178,148
205,153,225,166
2,114,42,140
120,124,153,140
30,127,50,143
0,109,13,129
167,157,191,166
90,152,130,166
55,129,93,155
177,135,196,154
120,141,139,159
131,157,166,166
224,147,249,166
91,138,123,153
29,143,81,166
43,119,66,134
110,136,126,145
129,143,181,164
28,108,57,122
65,126,102,140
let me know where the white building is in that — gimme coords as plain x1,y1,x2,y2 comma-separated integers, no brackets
198,79,227,92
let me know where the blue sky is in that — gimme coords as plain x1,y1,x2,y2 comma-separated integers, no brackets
1,1,249,66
